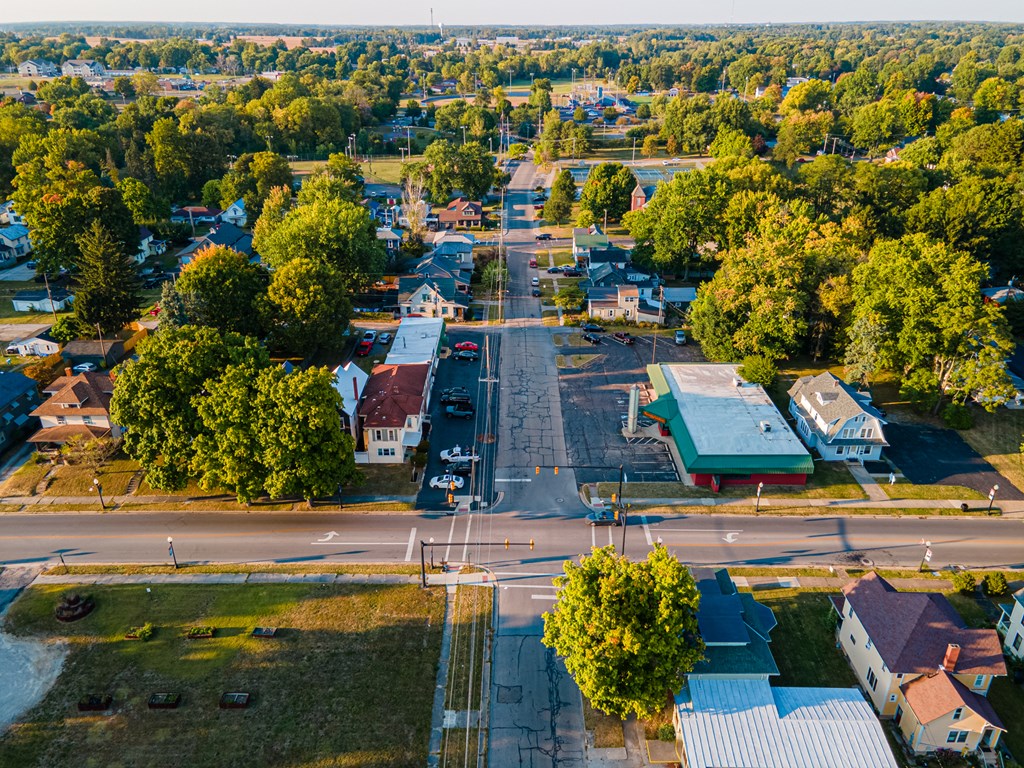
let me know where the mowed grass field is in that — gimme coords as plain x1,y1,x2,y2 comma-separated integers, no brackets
0,583,444,768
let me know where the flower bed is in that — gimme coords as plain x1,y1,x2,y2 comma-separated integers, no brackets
124,623,154,641
185,626,214,639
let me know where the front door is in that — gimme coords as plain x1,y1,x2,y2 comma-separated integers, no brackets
982,728,995,747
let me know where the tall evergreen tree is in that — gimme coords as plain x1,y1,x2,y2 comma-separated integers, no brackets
73,221,144,336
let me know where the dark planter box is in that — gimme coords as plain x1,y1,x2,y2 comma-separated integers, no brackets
186,627,214,639
148,693,181,709
251,627,277,638
219,692,251,709
77,694,112,712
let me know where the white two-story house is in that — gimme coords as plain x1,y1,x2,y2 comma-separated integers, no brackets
998,588,1024,661
833,573,1006,756
357,363,430,464
788,371,888,461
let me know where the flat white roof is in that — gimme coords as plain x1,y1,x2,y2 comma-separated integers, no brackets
385,317,445,366
676,678,898,768
661,363,807,458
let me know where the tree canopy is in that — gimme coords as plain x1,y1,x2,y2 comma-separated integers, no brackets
542,545,704,719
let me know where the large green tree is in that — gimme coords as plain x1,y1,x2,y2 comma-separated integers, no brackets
542,545,704,719
263,258,352,358
110,327,270,490
253,197,385,289
72,221,144,335
175,245,269,337
219,151,294,216
578,163,635,225
848,234,1014,411
544,169,575,225
254,366,360,502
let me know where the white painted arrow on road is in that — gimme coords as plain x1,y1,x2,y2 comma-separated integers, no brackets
722,532,740,543
316,531,341,542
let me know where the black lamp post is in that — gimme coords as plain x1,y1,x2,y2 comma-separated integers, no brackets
92,477,105,510
167,536,178,569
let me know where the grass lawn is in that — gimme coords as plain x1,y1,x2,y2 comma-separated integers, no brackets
754,589,858,688
556,354,601,369
988,677,1024,758
2,456,52,496
442,586,491,766
960,407,1024,494
0,583,444,768
582,697,626,748
550,249,575,267
541,310,560,326
599,462,866,501
45,457,139,497
44,563,421,576
362,157,412,185
349,463,421,497
882,481,985,501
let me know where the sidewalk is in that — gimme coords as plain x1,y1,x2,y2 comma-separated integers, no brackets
33,569,492,588
0,493,418,509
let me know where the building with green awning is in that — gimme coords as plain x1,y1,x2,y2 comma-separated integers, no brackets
644,363,813,490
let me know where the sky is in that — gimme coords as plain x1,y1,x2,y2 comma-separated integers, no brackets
3,0,1023,26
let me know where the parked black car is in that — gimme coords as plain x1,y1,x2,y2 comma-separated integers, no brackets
580,323,605,332
441,391,472,405
453,350,480,362
582,333,601,345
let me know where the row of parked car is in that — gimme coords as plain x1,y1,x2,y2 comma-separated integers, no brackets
428,444,480,490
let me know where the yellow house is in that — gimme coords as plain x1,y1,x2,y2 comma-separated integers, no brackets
834,573,1006,756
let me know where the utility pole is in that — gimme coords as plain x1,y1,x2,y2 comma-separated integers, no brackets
43,272,59,325
632,137,636,163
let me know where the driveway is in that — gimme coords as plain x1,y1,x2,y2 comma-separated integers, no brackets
0,264,35,282
558,334,701,485
884,423,1024,500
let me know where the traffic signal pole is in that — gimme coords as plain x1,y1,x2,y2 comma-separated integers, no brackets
420,538,535,587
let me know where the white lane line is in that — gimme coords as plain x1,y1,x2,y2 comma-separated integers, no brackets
531,594,558,600
490,571,563,578
500,583,558,589
607,527,614,546
654,528,745,533
591,525,596,549
404,527,417,562
461,515,473,562
444,513,458,563
494,478,532,483
642,515,653,546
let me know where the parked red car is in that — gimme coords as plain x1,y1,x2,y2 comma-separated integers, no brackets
455,341,479,352
355,340,374,356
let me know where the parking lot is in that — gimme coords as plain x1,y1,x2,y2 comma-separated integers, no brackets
557,331,702,485
414,329,501,511
884,423,1024,500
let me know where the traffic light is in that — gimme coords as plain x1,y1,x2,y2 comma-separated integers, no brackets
553,466,559,475
449,481,455,490
504,538,510,550
613,508,620,521
447,493,454,504
611,493,617,504
529,539,535,550
535,466,540,475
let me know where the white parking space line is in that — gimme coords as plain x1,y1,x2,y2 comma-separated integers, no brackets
642,515,653,546
444,513,458,563
404,527,417,562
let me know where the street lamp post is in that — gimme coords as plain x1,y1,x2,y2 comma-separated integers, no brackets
429,537,435,569
167,536,178,569
92,477,105,510
988,484,999,513
755,482,764,514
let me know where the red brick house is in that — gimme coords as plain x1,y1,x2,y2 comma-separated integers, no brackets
437,198,483,229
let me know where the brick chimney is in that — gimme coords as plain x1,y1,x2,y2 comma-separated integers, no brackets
943,643,961,671
64,367,72,377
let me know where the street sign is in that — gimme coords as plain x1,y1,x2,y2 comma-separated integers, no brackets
924,548,933,562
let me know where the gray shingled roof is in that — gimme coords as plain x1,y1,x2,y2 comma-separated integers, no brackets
788,371,886,443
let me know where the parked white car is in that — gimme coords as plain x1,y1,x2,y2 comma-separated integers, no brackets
362,329,377,344
429,474,466,490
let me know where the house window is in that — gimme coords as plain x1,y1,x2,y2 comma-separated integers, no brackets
866,668,878,691
849,633,856,645
83,416,92,425
836,446,845,455
974,675,985,688
890,694,898,703
859,427,874,438
946,731,969,744
866,638,872,650
624,310,630,318
376,448,396,457
56,416,66,425
1013,634,1023,651
841,427,855,439
896,673,904,681
952,708,963,721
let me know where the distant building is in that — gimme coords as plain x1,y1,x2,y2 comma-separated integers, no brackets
0,371,40,451
397,277,469,321
170,206,222,226
332,361,369,442
5,332,60,357
61,59,106,78
998,588,1024,662
385,317,447,368
0,201,26,228
12,289,72,313
18,59,58,78
177,222,255,267
437,198,483,230
376,227,404,254
0,224,33,262
221,198,247,227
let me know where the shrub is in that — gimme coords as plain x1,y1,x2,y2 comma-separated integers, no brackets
900,368,940,414
951,571,977,594
983,572,1009,596
738,355,778,388
657,723,675,741
942,403,973,430
126,622,154,640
